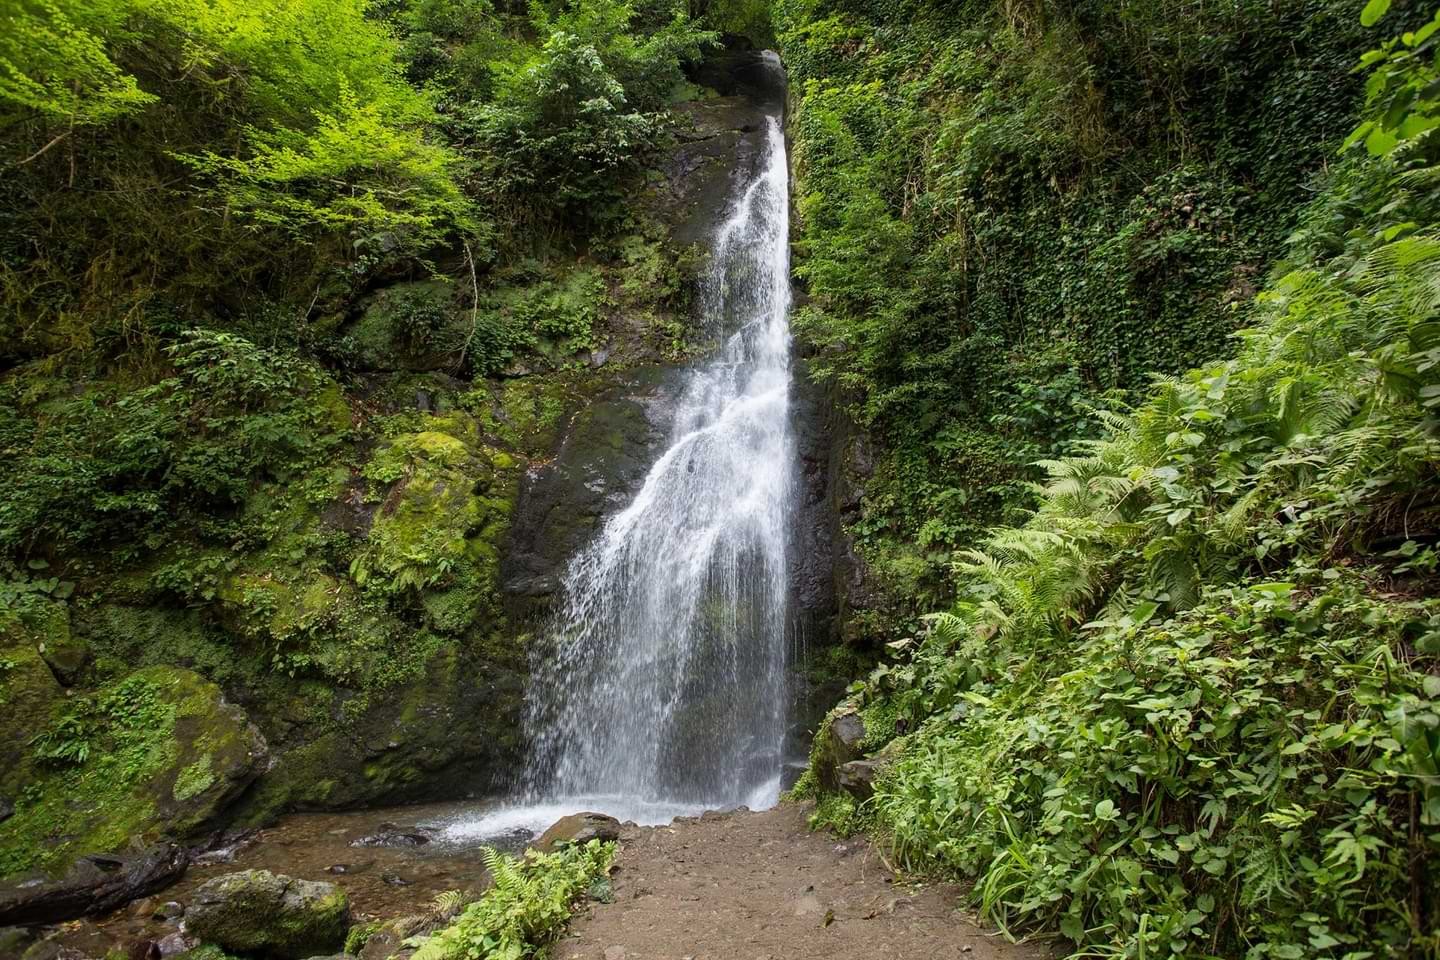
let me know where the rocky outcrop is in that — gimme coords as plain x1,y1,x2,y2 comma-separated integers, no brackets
813,709,867,793
186,870,349,959
0,844,188,926
534,813,623,853
0,667,267,922
501,366,683,609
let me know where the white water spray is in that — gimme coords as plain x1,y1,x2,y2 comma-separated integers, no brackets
448,77,796,835
529,107,794,812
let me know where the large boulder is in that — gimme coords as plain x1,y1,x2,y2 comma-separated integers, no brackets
533,813,622,853
186,870,349,959
0,666,268,919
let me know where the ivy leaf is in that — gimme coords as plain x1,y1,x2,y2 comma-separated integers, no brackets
1361,0,1391,27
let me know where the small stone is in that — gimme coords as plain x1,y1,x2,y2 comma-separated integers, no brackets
156,933,193,957
604,946,626,960
154,901,184,921
127,941,160,960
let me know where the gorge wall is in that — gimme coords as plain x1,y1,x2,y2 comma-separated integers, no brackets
0,47,846,922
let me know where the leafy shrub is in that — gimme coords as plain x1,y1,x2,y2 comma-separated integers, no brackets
411,840,614,960
809,11,1440,955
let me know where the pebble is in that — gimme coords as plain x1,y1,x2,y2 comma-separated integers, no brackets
604,946,627,960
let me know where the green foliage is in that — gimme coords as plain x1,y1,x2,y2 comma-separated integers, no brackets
0,0,154,124
433,0,716,235
0,329,346,555
410,841,615,960
781,0,1390,625
1347,6,1440,156
0,671,175,875
808,14,1440,955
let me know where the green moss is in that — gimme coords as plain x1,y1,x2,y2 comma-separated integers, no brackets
356,408,520,626
0,671,176,877
344,920,382,955
174,754,216,802
187,870,350,956
0,666,263,879
0,598,66,794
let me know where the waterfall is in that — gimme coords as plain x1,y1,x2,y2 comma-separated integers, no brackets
523,98,794,820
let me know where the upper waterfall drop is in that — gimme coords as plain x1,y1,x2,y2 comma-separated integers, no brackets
520,93,796,819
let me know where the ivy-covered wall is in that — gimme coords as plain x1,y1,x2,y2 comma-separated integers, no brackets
779,0,1393,622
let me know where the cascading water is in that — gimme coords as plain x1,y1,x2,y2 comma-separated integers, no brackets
446,59,796,837
532,103,800,811
526,108,794,815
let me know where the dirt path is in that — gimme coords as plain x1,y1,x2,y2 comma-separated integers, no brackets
556,803,1052,960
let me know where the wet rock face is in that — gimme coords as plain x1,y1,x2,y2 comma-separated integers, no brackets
649,52,782,249
788,358,840,634
186,870,349,959
501,366,686,610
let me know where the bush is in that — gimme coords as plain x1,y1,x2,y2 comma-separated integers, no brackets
411,841,614,960
809,10,1440,955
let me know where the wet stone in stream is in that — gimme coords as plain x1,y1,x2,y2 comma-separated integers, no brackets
41,800,529,959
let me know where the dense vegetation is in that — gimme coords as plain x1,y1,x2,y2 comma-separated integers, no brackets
409,840,614,960
5,0,1440,957
789,1,1440,957
0,0,728,869
780,0,1404,616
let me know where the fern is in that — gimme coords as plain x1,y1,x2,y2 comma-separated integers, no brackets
410,841,614,960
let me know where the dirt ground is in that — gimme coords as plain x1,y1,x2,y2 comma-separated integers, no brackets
556,803,1055,960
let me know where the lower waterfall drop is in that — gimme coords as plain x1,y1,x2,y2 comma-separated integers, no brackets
523,85,796,821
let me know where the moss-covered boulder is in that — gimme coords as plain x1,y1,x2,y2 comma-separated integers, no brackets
341,281,468,372
0,604,65,798
0,666,268,885
187,870,349,959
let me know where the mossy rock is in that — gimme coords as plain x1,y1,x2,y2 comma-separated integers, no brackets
342,280,466,372
0,666,268,880
813,707,867,793
0,608,64,797
216,571,341,641
359,409,520,622
230,641,526,822
187,870,349,959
